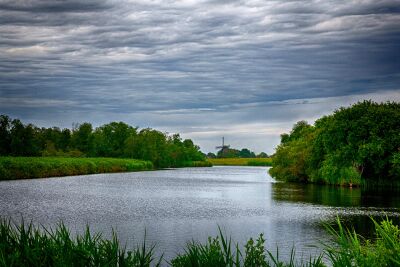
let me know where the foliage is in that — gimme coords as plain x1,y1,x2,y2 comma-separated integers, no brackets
216,148,266,159
0,115,207,168
181,161,213,167
247,159,272,167
0,157,153,180
207,152,217,158
170,227,323,267
256,152,269,158
323,217,400,267
270,101,400,186
2,217,399,267
0,219,161,267
208,158,272,166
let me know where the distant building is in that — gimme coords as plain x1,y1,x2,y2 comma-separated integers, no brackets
215,137,230,157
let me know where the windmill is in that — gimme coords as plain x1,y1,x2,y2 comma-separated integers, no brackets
216,137,230,157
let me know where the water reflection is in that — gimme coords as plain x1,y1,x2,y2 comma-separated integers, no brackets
272,182,400,237
272,182,400,208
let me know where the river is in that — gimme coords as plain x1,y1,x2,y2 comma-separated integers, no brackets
0,166,399,262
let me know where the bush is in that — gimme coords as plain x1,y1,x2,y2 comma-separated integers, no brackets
270,101,400,187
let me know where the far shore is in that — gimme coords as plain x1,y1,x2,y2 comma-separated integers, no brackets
0,156,211,181
207,157,272,166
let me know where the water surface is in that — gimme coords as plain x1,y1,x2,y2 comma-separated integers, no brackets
0,166,399,261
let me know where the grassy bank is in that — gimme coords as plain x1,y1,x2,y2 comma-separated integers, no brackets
1,217,399,266
0,157,154,180
180,161,213,167
208,157,272,166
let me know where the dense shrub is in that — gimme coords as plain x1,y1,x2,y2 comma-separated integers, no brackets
270,101,400,186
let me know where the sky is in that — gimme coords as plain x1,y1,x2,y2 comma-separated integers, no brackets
1,0,400,154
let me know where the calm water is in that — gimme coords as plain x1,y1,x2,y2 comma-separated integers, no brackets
1,166,399,262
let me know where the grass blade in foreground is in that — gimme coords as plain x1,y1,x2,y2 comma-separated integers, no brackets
0,219,161,267
1,217,399,266
323,217,400,267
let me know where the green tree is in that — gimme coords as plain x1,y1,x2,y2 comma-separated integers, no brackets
270,101,400,186
257,152,269,158
10,120,40,156
0,114,208,168
239,148,256,158
71,123,94,155
0,115,11,155
93,122,137,157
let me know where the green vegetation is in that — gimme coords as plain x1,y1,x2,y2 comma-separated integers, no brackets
0,115,208,168
208,149,268,159
0,219,161,267
270,101,400,186
171,228,324,267
180,161,213,167
324,218,400,267
1,217,399,266
208,158,272,166
0,157,153,180
323,217,400,267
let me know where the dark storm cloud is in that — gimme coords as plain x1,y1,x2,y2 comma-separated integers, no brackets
1,0,400,152
0,0,110,13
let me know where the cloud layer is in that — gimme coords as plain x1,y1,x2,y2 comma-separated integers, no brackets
1,0,400,153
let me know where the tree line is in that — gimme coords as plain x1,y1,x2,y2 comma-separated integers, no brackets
269,101,400,186
0,115,206,168
207,149,269,158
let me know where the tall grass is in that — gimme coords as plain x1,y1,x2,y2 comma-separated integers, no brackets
323,217,400,267
1,217,399,266
208,158,272,167
0,157,153,180
180,161,213,168
171,228,324,267
0,219,161,267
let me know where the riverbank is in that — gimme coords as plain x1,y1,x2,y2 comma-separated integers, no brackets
1,217,399,266
208,157,272,166
0,157,214,180
0,157,154,180
180,160,213,167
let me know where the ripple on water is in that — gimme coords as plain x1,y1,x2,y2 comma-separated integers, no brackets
0,166,399,261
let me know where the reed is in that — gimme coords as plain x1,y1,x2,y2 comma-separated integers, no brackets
0,219,161,267
323,217,400,267
180,161,213,167
171,228,324,267
1,217,399,266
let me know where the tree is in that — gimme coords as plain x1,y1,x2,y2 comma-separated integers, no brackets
207,152,217,158
71,123,94,155
269,101,400,186
0,115,11,155
0,114,208,168
239,148,256,158
10,120,40,156
257,152,269,158
93,122,136,157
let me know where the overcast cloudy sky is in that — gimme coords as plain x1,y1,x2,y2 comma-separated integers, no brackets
1,0,400,154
